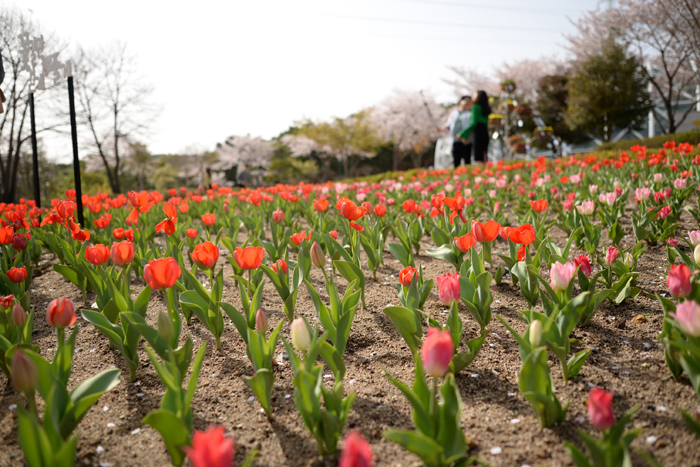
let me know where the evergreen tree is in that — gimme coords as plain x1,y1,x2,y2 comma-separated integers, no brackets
566,37,651,142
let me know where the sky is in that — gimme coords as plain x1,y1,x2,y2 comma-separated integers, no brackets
15,0,600,160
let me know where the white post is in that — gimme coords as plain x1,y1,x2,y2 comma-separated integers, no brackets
647,61,655,138
692,61,700,112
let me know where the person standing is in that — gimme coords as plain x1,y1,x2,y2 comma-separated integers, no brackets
444,96,473,167
457,90,492,163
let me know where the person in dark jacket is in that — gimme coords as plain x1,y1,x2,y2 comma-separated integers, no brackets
457,90,491,163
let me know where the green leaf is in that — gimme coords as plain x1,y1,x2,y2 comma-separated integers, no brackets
382,306,420,355
220,302,250,345
388,243,413,267
425,244,458,267
143,410,191,467
17,407,55,467
567,349,591,379
245,368,275,419
134,286,152,317
383,429,443,467
334,260,366,307
185,343,207,407
59,368,121,439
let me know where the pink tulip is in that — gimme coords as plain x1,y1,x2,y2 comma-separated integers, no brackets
339,431,374,467
436,272,460,306
605,246,619,266
689,231,700,247
654,173,663,183
605,192,616,207
668,264,692,298
659,206,672,219
577,201,594,216
255,309,268,333
588,388,616,430
671,300,700,337
421,327,454,378
674,178,687,190
635,188,650,201
550,261,576,291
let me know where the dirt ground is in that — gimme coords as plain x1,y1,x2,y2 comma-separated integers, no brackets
2,212,700,467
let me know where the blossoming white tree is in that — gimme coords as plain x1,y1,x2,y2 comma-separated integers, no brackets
214,134,274,171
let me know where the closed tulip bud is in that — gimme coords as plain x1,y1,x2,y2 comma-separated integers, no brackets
694,244,700,265
574,255,592,277
421,328,454,378
605,246,619,266
157,310,175,343
671,300,700,337
183,425,234,467
690,231,700,247
12,349,38,393
436,272,460,306
588,387,616,430
12,303,26,327
310,241,326,268
528,320,542,347
329,230,338,239
46,297,76,328
339,431,373,467
291,318,311,352
668,264,692,298
255,309,268,333
12,235,27,251
272,209,285,223
623,253,634,269
550,261,576,291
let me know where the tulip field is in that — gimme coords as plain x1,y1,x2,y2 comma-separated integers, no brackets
3,143,700,467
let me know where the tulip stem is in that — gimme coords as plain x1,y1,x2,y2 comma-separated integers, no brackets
56,327,65,352
26,389,37,417
430,377,438,428
248,269,252,303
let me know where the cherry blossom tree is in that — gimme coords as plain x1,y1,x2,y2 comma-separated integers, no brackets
370,89,447,171
214,134,274,171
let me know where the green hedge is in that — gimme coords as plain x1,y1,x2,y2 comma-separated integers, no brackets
596,129,700,151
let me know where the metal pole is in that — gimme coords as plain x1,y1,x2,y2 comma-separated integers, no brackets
29,92,41,208
68,76,84,226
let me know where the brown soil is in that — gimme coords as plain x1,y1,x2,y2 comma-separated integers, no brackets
2,212,700,467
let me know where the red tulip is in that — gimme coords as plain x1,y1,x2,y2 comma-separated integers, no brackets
337,197,368,231
339,431,374,467
272,259,288,275
668,264,692,298
444,192,467,223
530,199,548,212
272,209,285,223
113,228,125,240
0,295,15,309
574,255,592,277
233,246,265,270
12,303,27,327
155,202,178,235
314,199,329,211
56,200,75,218
186,228,198,239
201,213,216,226
588,388,616,430
310,241,326,268
143,257,182,290
329,230,338,239
109,241,135,266
454,233,476,253
507,224,536,245
472,220,500,242
605,246,619,266
374,204,386,217
421,327,454,378
7,267,27,283
85,244,110,266
290,231,309,246
46,297,76,328
183,425,234,467
12,234,27,251
436,272,460,306
398,266,416,287
191,241,220,269
0,226,14,245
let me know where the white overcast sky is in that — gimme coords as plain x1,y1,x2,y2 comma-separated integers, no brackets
15,0,598,160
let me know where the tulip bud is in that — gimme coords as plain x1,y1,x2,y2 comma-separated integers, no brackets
255,309,268,333
671,300,700,337
528,320,542,347
12,349,38,393
272,209,285,223
421,328,454,378
12,235,27,251
157,310,175,344
623,253,634,269
46,297,77,328
588,387,616,430
694,244,700,266
291,318,311,352
605,246,619,266
310,241,326,269
668,264,692,298
12,303,26,327
436,273,460,306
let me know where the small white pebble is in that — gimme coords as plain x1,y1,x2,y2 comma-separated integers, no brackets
492,369,499,375
90,349,96,353
96,446,105,455
490,447,502,455
643,343,651,348
259,408,265,414
212,373,219,377
611,366,619,370
9,404,17,411
131,428,140,435
349,379,355,384
103,406,109,412
323,374,333,379
623,341,630,345
656,406,667,412
623,371,631,375
576,416,586,423
248,396,255,402
510,418,520,424
507,392,515,397
647,436,658,444
107,423,116,428
92,302,99,309
489,344,495,347
136,393,145,397
471,374,479,378
100,463,113,467
588,383,595,387
133,381,140,386
284,394,291,399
